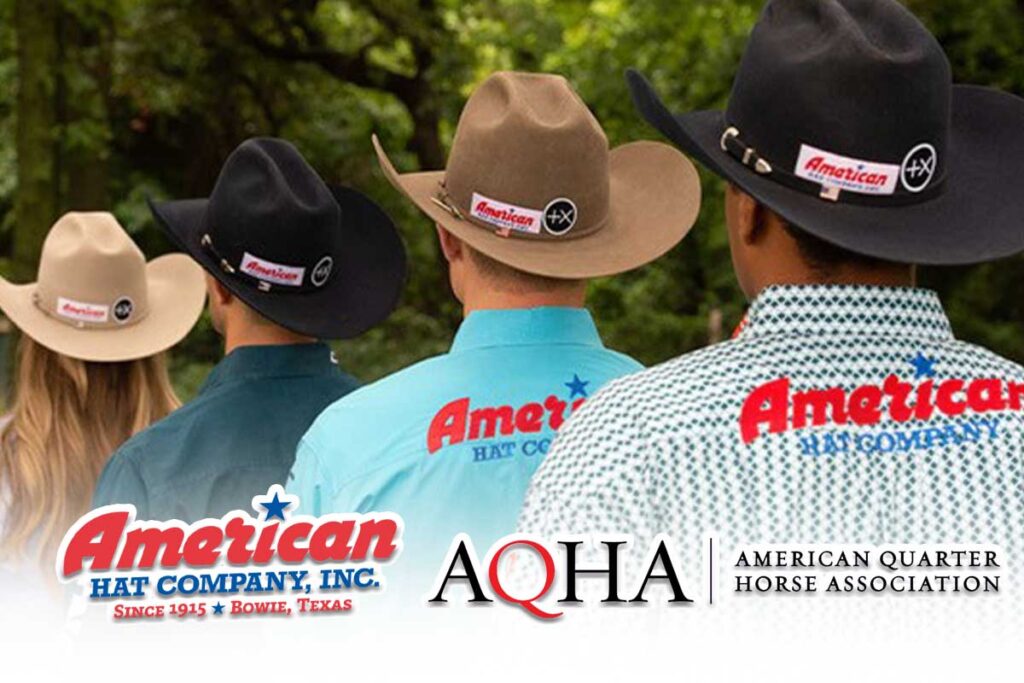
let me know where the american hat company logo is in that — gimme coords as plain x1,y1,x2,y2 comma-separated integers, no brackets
740,352,1021,456
240,252,305,287
427,374,591,458
57,486,401,621
795,144,900,196
470,192,544,235
57,297,110,324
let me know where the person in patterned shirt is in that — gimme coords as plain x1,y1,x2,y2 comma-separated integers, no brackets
518,0,1024,590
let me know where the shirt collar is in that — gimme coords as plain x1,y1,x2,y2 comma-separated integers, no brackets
450,307,604,354
201,342,339,392
737,285,955,342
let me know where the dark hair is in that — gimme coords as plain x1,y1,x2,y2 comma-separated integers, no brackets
781,221,898,275
466,246,582,294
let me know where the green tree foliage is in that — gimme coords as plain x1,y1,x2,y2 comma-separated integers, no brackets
2,0,1022,400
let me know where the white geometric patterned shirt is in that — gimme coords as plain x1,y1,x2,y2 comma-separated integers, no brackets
519,286,1024,583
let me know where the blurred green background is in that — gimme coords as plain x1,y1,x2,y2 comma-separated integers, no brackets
1,0,1022,401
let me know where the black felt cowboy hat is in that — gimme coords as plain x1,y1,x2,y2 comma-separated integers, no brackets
149,137,407,339
627,0,1024,265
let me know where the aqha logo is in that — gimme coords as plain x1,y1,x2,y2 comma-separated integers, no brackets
428,534,693,620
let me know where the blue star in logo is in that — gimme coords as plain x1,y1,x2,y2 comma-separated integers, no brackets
212,602,224,615
260,492,291,521
565,374,590,399
910,352,937,379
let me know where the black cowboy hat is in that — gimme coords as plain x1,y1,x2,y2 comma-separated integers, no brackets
149,137,407,339
627,0,1024,265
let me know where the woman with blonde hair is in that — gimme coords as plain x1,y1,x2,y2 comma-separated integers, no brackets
0,212,205,607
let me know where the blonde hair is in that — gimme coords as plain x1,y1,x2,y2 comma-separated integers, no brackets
0,335,181,569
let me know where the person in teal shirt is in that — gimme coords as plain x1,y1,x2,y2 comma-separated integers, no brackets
290,72,701,582
94,137,406,521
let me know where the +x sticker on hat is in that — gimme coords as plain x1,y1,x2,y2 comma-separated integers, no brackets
627,0,1024,266
373,71,702,279
148,137,407,340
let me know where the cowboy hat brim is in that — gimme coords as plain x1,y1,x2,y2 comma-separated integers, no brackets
627,69,1024,266
0,254,206,363
149,185,407,340
372,135,701,279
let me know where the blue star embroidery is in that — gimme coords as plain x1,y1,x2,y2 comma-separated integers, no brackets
910,352,937,379
566,374,590,399
212,602,224,615
260,492,291,521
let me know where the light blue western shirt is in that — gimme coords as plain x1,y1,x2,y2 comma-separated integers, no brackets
289,307,642,577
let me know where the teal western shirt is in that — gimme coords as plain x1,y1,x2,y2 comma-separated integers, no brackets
289,308,643,575
93,343,358,521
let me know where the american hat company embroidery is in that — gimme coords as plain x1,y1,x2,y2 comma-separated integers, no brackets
519,286,1024,583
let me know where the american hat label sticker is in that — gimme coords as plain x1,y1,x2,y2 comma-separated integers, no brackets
470,192,543,235
795,144,900,196
57,297,109,324
240,252,305,287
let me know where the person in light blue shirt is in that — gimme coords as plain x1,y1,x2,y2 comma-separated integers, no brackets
293,306,641,565
290,72,701,581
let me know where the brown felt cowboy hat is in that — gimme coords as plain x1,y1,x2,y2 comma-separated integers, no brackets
373,71,702,279
0,212,206,362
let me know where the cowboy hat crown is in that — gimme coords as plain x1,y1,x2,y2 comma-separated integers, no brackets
201,138,343,294
628,0,1024,264
725,0,951,204
149,137,407,339
36,213,150,329
0,212,206,362
442,72,611,240
374,71,702,279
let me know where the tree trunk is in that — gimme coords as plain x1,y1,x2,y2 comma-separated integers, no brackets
61,5,113,211
14,0,61,279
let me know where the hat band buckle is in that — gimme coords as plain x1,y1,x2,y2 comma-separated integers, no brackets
718,125,947,207
720,127,773,176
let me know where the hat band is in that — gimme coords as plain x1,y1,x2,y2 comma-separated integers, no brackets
34,292,147,330
432,183,606,241
201,234,334,294
720,126,946,207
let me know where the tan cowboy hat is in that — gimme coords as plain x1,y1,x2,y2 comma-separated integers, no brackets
0,212,206,362
373,71,702,279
